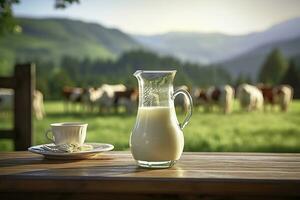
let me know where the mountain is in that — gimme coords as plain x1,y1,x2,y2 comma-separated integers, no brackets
134,32,237,64
2,17,300,81
219,36,300,80
133,17,300,65
0,17,140,68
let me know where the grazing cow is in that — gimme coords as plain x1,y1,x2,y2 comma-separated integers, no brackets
81,87,104,112
257,85,274,109
237,84,264,112
81,84,128,113
273,85,293,112
193,85,234,114
33,90,45,120
192,88,209,110
62,87,84,112
257,84,293,112
98,84,127,113
206,85,235,114
114,88,138,113
0,89,45,119
101,84,126,97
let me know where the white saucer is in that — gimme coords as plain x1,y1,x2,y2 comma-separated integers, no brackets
28,143,114,159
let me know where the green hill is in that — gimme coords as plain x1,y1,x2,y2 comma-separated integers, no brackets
0,17,140,74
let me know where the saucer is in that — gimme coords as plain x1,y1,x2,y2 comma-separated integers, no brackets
28,143,114,159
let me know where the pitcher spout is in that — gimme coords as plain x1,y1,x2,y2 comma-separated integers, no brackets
133,70,176,81
133,70,142,78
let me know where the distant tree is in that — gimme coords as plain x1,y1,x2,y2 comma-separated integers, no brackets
35,60,56,99
0,0,79,35
281,59,300,98
245,75,253,85
0,0,20,35
259,48,288,85
55,0,79,9
235,73,251,87
32,50,234,99
48,69,74,99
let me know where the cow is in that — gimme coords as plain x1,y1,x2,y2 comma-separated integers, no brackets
33,90,45,120
273,85,293,112
0,89,45,120
193,85,234,114
97,84,127,113
81,84,128,113
257,84,293,112
192,88,209,111
114,88,138,114
62,87,84,112
81,87,104,112
237,84,264,112
206,85,235,114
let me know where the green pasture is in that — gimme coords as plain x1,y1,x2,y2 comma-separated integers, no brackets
0,100,300,152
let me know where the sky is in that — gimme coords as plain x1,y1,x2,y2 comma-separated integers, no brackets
13,0,300,35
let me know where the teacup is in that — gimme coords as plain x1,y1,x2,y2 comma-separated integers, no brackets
45,122,88,145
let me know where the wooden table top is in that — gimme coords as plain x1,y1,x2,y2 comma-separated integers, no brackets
0,151,300,198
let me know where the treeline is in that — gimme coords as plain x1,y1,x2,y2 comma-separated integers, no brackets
22,48,300,99
259,49,300,98
35,50,232,99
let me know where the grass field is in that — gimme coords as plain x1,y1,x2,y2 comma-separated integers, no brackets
1,100,300,152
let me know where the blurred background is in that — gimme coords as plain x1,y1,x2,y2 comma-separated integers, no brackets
0,0,299,152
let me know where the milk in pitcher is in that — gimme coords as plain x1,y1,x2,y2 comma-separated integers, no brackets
130,106,184,161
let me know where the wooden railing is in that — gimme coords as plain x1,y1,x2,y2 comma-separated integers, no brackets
0,63,35,150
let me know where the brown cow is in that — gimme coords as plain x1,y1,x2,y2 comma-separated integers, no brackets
257,84,275,110
62,86,84,112
257,84,293,112
193,88,210,111
114,88,138,113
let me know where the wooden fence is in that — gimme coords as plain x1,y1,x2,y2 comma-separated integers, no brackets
0,63,35,150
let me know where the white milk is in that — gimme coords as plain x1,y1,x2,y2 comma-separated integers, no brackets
130,106,184,162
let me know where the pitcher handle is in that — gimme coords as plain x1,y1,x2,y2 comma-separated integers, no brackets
172,88,193,129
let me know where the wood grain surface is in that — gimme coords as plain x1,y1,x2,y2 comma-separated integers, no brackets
0,151,299,199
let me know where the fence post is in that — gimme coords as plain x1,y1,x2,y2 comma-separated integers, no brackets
14,63,35,150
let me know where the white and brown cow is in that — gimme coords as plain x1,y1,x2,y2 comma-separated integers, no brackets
62,86,84,112
81,87,104,112
82,84,130,113
114,88,138,113
206,85,234,114
257,84,293,112
194,85,234,114
98,84,127,113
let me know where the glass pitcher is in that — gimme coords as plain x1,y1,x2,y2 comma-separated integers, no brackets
130,70,193,168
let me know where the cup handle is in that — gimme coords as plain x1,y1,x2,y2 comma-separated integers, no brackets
172,88,193,129
45,129,54,143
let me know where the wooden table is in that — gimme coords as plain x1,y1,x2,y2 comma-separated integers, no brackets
0,151,299,200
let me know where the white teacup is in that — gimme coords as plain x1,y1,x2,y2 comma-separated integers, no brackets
45,122,88,145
